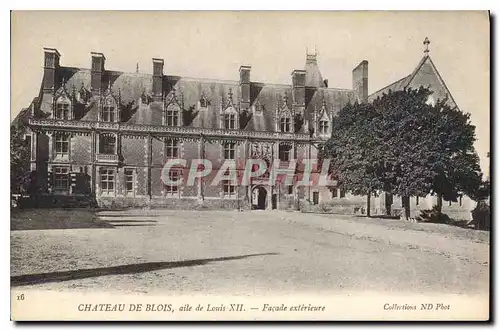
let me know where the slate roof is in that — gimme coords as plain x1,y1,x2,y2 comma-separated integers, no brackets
35,55,358,133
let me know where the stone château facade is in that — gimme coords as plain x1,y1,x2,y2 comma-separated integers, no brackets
20,40,476,218
25,48,367,210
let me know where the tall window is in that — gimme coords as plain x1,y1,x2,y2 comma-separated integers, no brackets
280,117,291,133
331,188,338,198
55,133,70,157
102,100,115,122
279,143,291,162
100,168,115,194
125,169,134,195
313,192,319,205
319,120,329,135
53,167,69,192
224,142,235,160
165,139,179,158
165,169,180,195
224,113,236,130
223,180,236,198
166,107,179,126
99,135,116,154
55,100,70,120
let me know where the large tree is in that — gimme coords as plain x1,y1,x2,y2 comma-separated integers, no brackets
372,87,482,218
324,86,482,220
324,102,384,217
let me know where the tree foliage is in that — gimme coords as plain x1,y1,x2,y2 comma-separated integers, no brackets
324,86,483,218
11,124,31,195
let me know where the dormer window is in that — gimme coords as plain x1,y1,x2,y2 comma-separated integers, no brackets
101,96,118,122
55,97,71,120
319,120,329,135
225,113,236,130
280,117,291,133
166,106,179,126
200,96,208,108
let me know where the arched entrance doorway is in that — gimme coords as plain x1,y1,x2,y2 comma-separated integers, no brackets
251,186,267,210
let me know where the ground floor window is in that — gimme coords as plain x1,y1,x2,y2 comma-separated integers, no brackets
312,191,319,205
100,168,115,194
165,169,180,196
53,166,69,192
124,168,135,195
223,180,236,198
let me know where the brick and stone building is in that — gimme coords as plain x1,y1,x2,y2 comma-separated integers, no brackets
24,47,368,209
19,39,477,217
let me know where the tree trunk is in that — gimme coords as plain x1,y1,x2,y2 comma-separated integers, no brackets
436,193,443,215
366,191,371,217
401,196,410,221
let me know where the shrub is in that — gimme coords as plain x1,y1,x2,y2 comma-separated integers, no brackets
471,201,490,231
416,206,452,224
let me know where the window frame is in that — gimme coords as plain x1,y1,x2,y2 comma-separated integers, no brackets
53,166,70,192
124,168,135,196
224,142,236,160
280,117,291,133
278,143,291,162
224,113,236,130
222,179,236,198
55,101,70,120
99,167,115,194
99,135,117,155
319,120,329,135
165,169,181,196
165,139,179,158
54,132,70,157
166,108,179,126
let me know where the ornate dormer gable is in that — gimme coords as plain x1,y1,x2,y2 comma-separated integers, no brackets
163,86,184,127
98,81,121,122
275,92,294,133
198,93,209,110
220,88,239,130
53,78,74,120
76,82,91,105
139,89,153,106
314,93,332,138
252,99,263,116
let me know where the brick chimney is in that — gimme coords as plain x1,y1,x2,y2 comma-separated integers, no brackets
239,65,251,110
91,52,105,95
42,48,60,92
352,60,368,103
291,69,306,106
152,58,164,101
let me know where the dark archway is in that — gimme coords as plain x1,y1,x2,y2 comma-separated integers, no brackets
252,186,267,210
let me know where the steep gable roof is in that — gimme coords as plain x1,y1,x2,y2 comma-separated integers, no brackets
368,55,459,109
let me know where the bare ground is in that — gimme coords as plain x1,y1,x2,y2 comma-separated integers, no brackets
10,209,490,296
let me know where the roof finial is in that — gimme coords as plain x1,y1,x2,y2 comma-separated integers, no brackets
136,62,139,73
423,37,430,56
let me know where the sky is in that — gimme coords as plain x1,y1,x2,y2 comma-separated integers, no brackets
11,11,490,174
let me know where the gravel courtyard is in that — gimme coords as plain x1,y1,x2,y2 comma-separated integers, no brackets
11,210,490,296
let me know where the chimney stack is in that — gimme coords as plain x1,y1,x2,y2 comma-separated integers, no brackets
91,52,105,95
43,48,61,92
239,65,251,110
352,60,368,103
291,69,306,107
152,58,164,101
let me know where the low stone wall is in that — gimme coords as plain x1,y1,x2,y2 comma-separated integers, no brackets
96,196,251,210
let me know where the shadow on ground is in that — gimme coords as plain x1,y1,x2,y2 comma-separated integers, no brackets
11,209,113,231
11,253,279,287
